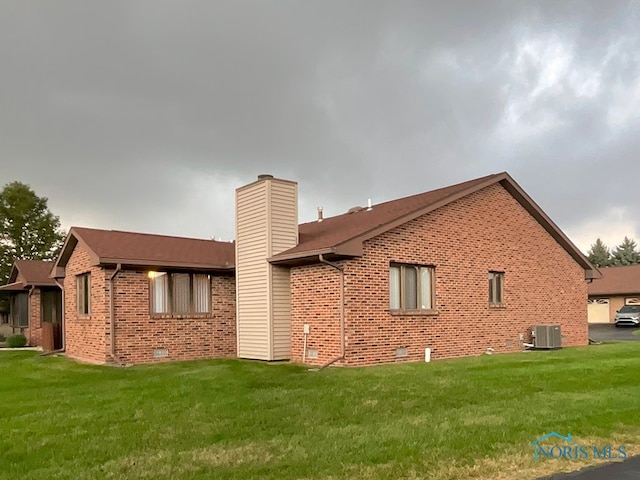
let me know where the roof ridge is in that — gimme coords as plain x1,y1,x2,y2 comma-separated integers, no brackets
72,226,234,244
298,172,501,226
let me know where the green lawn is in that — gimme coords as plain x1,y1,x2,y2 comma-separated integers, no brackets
1,344,640,480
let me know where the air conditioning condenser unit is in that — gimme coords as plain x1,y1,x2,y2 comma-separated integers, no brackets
532,325,562,349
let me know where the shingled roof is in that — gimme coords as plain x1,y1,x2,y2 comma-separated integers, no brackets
270,172,598,279
588,265,640,296
48,172,596,280
54,227,235,273
0,260,57,291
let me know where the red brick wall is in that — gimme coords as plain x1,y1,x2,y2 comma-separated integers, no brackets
63,244,110,363
291,263,345,365
291,183,588,366
111,270,236,364
62,239,236,365
26,289,42,347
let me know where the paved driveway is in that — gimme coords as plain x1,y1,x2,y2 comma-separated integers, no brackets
540,456,640,479
589,324,640,342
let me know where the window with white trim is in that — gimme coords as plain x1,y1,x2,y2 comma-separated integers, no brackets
389,263,434,311
148,272,211,315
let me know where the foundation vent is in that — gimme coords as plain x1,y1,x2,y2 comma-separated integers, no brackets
153,348,169,358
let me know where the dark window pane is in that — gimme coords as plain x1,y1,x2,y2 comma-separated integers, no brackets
404,266,418,310
172,273,190,313
12,293,29,327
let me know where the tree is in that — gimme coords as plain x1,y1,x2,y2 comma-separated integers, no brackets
0,181,66,285
587,238,611,267
611,236,640,266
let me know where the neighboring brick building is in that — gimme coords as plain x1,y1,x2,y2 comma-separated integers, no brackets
3,172,597,366
0,260,62,350
587,265,640,323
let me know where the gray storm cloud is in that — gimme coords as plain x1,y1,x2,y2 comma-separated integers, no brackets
1,1,638,250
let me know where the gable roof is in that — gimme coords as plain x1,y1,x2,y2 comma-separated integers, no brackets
270,172,598,279
588,264,640,296
53,227,235,274
0,260,57,292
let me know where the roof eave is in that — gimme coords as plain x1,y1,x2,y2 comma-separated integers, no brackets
0,282,28,292
268,243,363,266
51,228,101,276
98,258,235,272
498,175,599,280
329,173,507,251
8,264,20,284
589,290,640,297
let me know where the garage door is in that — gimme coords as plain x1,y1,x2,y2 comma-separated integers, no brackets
588,298,610,323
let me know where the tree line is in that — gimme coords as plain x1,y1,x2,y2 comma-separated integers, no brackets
586,237,640,267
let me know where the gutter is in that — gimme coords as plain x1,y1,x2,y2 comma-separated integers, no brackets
318,254,345,367
109,264,122,364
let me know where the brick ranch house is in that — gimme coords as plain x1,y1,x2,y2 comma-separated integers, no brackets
3,172,598,366
0,260,63,349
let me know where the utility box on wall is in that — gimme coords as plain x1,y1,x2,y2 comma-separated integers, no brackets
532,325,562,349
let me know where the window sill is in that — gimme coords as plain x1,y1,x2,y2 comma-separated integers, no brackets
78,315,91,320
489,303,507,309
389,309,439,316
150,313,213,320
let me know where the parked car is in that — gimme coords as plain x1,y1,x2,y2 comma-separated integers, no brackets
614,305,640,327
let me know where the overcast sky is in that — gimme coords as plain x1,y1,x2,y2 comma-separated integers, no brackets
1,1,639,253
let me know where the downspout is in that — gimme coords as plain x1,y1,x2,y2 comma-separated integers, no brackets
109,264,122,364
318,254,345,367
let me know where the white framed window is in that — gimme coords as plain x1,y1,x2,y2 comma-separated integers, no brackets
77,273,90,316
148,272,211,315
488,271,504,305
389,263,434,311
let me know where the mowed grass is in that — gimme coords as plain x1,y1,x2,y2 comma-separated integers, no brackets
2,344,640,480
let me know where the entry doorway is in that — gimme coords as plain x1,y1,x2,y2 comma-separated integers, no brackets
41,289,63,350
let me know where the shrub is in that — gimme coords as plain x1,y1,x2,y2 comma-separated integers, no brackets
6,334,27,348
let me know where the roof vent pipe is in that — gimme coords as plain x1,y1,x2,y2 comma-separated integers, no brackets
317,207,323,222
367,198,372,211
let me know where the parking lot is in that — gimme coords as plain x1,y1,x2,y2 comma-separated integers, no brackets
589,323,640,342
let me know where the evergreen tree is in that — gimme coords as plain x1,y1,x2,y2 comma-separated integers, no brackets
611,236,640,266
0,181,65,285
586,238,611,267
